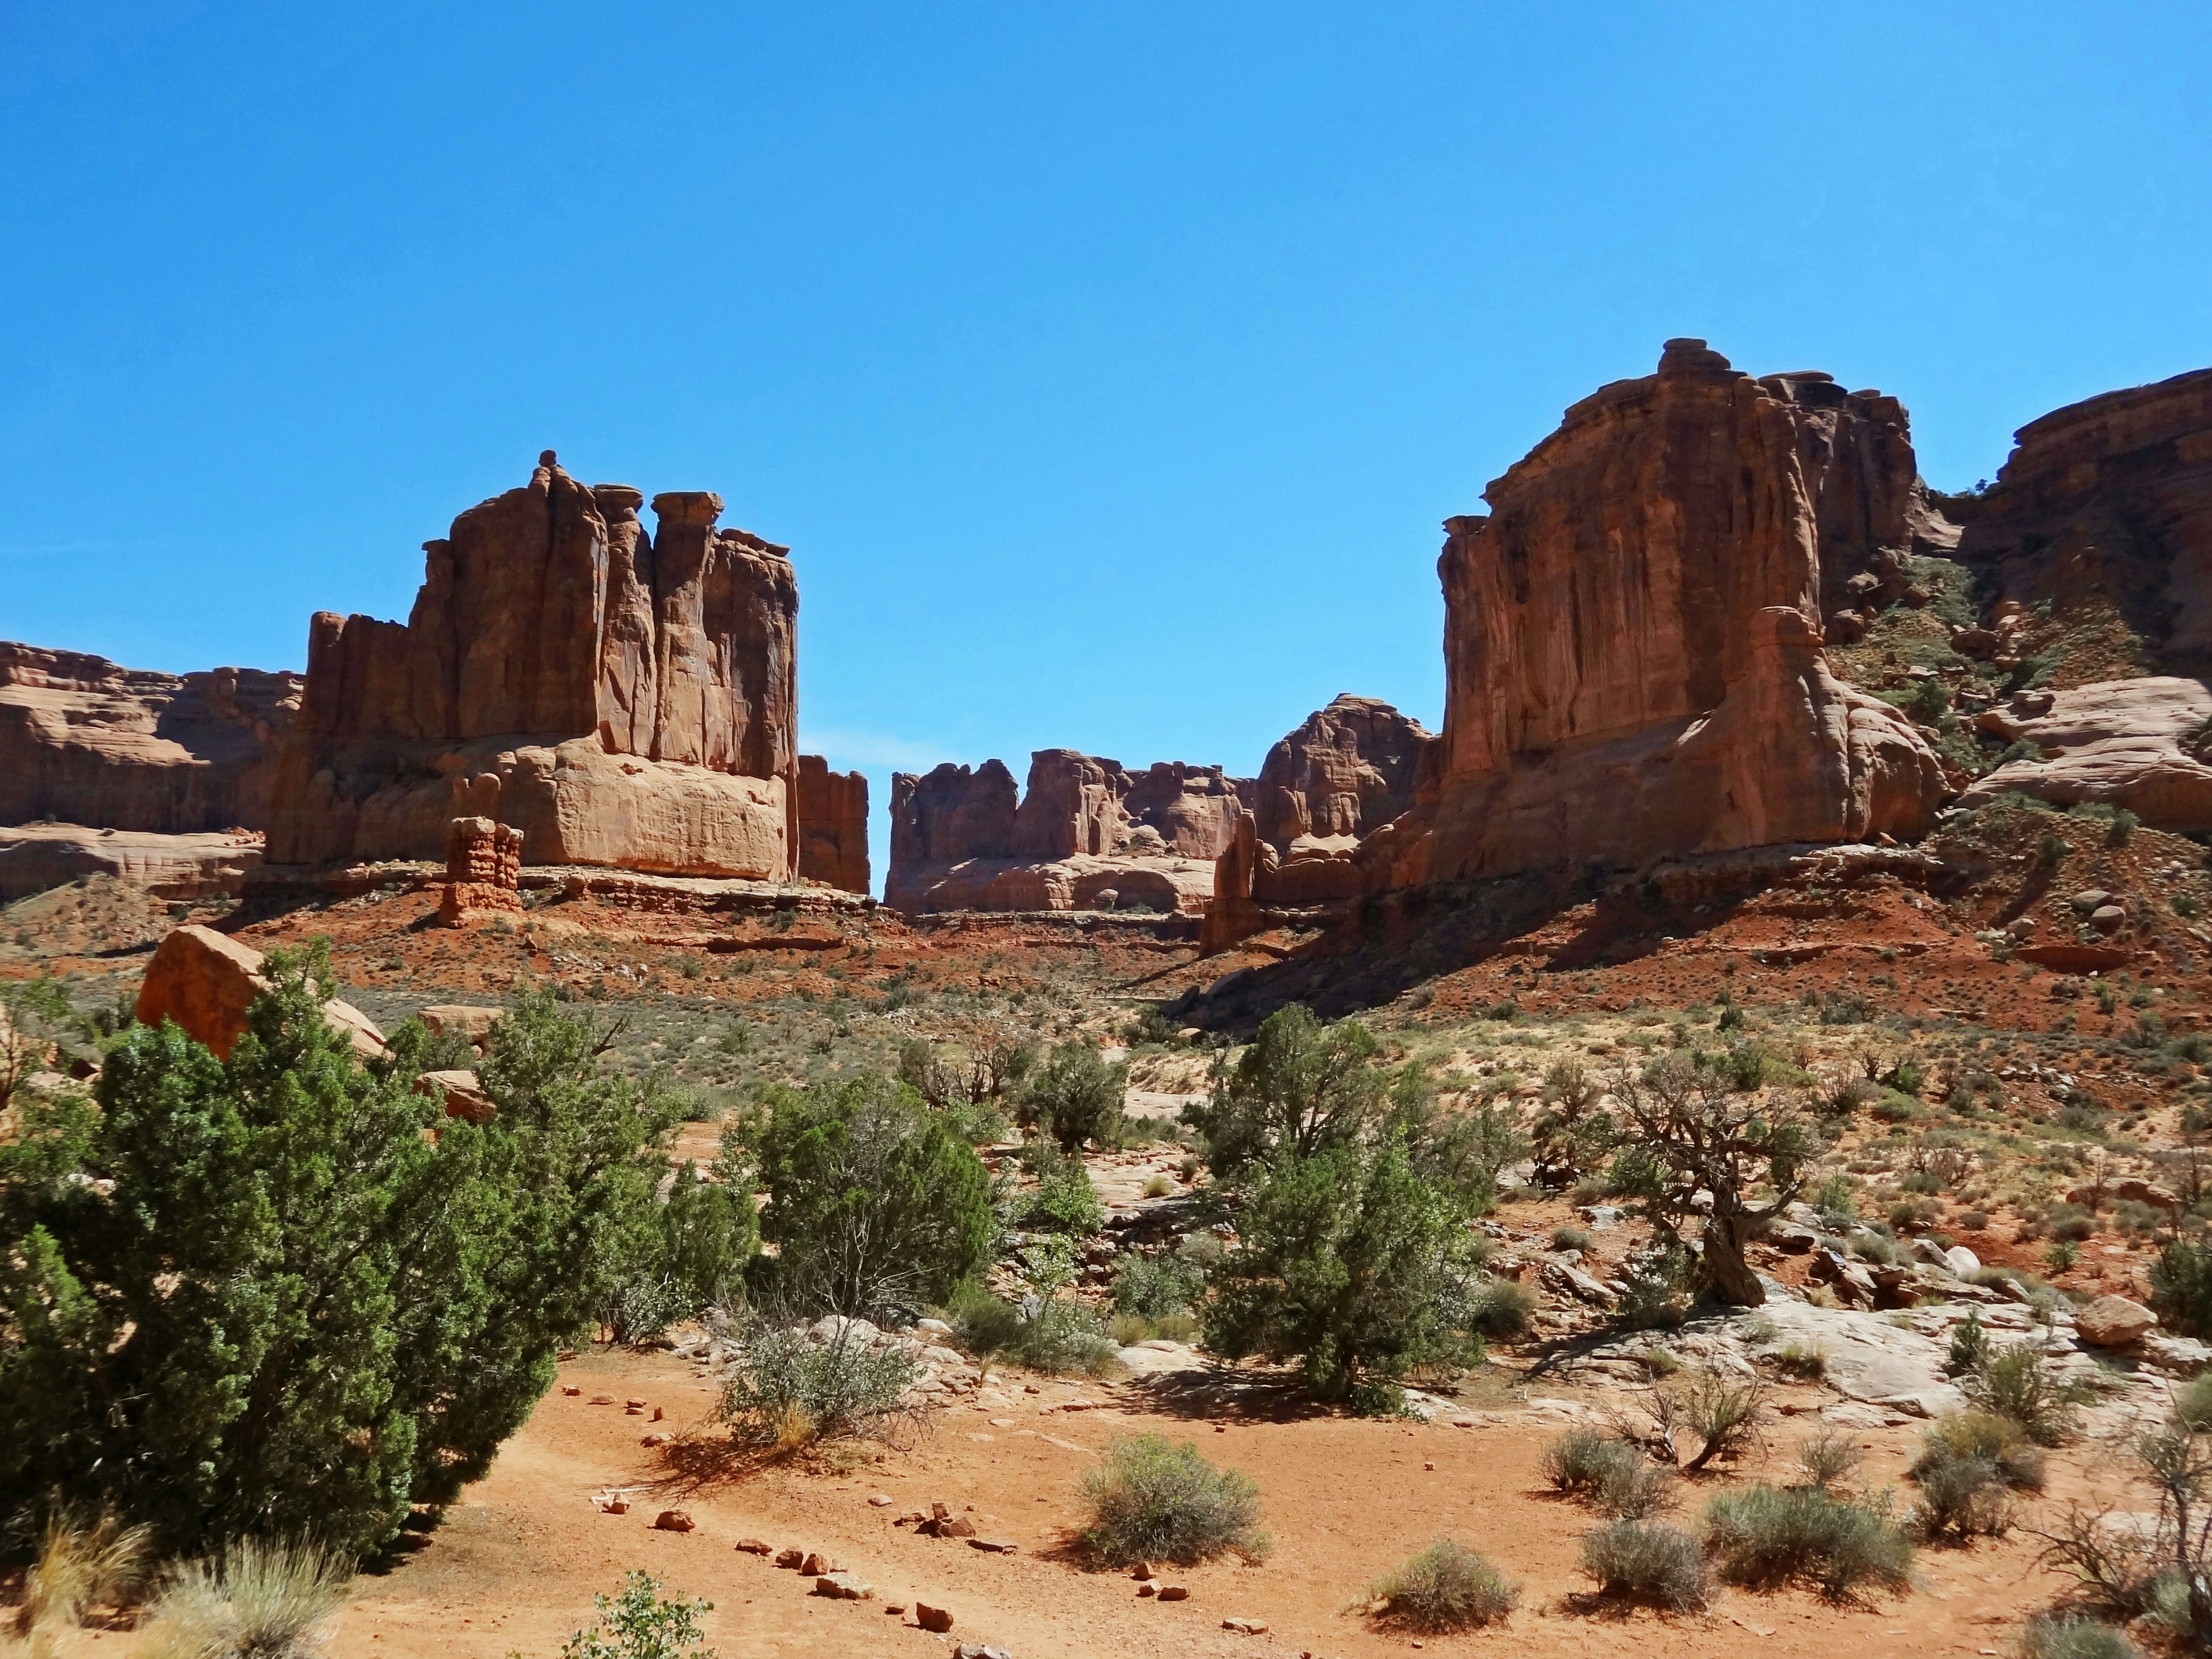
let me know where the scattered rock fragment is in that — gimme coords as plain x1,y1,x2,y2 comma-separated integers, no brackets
734,1539,772,1556
1155,1585,1189,1601
2077,1295,2158,1349
813,1573,872,1600
1223,1618,1268,1634
653,1510,694,1532
774,1548,805,1569
916,1604,955,1633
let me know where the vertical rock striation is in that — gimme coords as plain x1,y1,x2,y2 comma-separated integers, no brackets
795,755,870,895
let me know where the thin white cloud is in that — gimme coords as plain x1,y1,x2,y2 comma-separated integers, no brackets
799,726,956,772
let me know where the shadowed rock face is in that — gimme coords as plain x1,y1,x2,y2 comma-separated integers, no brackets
266,453,805,876
885,751,1251,914
796,756,870,895
1362,340,1948,893
1953,365,2212,673
0,643,301,834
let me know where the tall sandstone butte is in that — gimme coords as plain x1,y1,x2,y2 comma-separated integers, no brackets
266,452,830,881
795,755,870,895
1202,695,1433,951
887,751,1250,914
1360,340,1948,894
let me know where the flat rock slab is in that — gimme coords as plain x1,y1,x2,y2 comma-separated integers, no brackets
1751,1301,1964,1418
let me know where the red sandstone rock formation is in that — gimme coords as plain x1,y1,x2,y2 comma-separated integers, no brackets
1953,365,2212,671
795,755,870,894
1,642,300,833
265,453,802,877
1363,340,1948,894
0,826,263,904
1201,695,1433,952
437,815,525,925
1959,678,2212,826
135,923,385,1060
887,751,1251,914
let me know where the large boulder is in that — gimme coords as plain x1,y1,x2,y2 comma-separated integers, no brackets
135,924,385,1060
1361,341,1949,892
263,454,800,878
2075,1294,2158,1349
1959,678,2212,828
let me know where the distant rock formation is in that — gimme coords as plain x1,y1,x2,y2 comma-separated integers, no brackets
1362,340,1949,895
1202,696,1433,951
1952,365,2212,673
265,452,806,877
887,750,1251,914
1960,678,2212,826
437,816,525,926
0,826,263,904
1,642,300,832
796,755,870,895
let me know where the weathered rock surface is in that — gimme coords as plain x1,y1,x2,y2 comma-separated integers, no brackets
437,815,525,925
135,923,385,1060
887,750,1250,914
2075,1294,2158,1349
1953,365,2212,672
1202,695,1433,950
1361,341,1949,893
1,642,300,836
794,755,869,894
0,825,263,903
413,1068,495,1124
1959,677,2212,827
265,454,801,878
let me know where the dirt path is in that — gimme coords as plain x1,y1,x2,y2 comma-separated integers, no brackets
309,1347,2103,1659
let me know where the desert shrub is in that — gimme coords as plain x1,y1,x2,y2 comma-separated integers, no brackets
2150,1236,2212,1337
16,1513,150,1635
1018,1041,1130,1152
1948,1308,1991,1376
556,1571,714,1659
2176,1369,2212,1431
1364,1539,1520,1632
1612,1240,1694,1330
1201,1135,1482,1412
2019,1616,2145,1659
1577,1520,1709,1610
1531,1060,1619,1188
2048,1203,2098,1243
940,1278,1024,1356
1552,1225,1594,1252
1702,1483,1915,1601
0,964,672,1555
994,1234,1119,1375
732,1070,994,1318
1965,1344,2089,1446
143,1539,350,1659
717,1316,920,1451
600,1160,757,1345
1080,1434,1266,1567
1796,1431,1861,1492
1467,1276,1538,1339
1646,1368,1766,1473
1914,1410,2048,1491
1021,1144,1107,1235
1112,1251,1205,1319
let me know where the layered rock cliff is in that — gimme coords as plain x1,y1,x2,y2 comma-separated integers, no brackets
887,750,1251,914
1361,340,1949,893
1,642,301,833
1952,365,2212,673
266,453,805,876
1202,696,1433,950
796,755,870,895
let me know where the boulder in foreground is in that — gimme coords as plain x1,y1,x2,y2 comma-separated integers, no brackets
135,924,385,1060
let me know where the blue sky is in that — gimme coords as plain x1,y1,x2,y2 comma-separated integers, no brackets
4,4,2209,888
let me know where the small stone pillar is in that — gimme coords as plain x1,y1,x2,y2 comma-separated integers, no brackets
437,816,525,925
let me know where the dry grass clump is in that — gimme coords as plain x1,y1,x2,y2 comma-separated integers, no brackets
1702,1483,1915,1602
1577,1520,1709,1610
15,1514,150,1636
1540,1427,1673,1518
2018,1614,2145,1659
142,1539,350,1659
1363,1540,1520,1632
1909,1411,2047,1543
1080,1434,1268,1567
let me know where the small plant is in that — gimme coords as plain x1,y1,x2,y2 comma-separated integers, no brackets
717,1317,921,1452
1796,1431,1861,1492
2019,1615,2145,1659
16,1513,151,1636
1909,1413,2042,1543
557,1571,715,1659
1080,1434,1267,1567
1701,1483,1915,1601
1965,1343,2089,1446
2047,1239,2081,1271
2176,1369,2212,1431
1467,1277,1538,1339
1577,1520,1709,1610
1551,1225,1594,1252
1111,1251,1205,1320
1363,1539,1520,1632
1541,1428,1673,1518
1645,1368,1766,1472
143,1539,351,1659
1947,1309,1990,1376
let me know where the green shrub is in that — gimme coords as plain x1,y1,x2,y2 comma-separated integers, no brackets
1201,1136,1481,1411
556,1571,715,1659
1018,1041,1131,1152
1184,1004,1387,1178
1022,1146,1106,1235
2176,1369,2212,1431
600,1160,757,1344
1702,1484,1915,1601
1540,1428,1671,1516
0,965,672,1555
1795,1431,1861,1492
1577,1520,1709,1610
144,1538,350,1659
1965,1344,2089,1446
2151,1237,2212,1337
733,1070,994,1317
1613,1240,1692,1330
717,1317,919,1451
1364,1539,1520,1632
1079,1434,1266,1566
1914,1411,2047,1491
2020,1615,2146,1659
1112,1251,1205,1319
1467,1277,1538,1339
1551,1225,1594,1252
